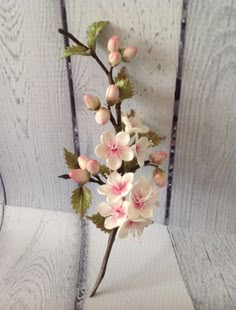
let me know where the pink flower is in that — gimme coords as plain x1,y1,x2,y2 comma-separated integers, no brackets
133,137,149,167
98,200,129,229
109,51,121,67
107,36,121,52
95,108,110,125
69,169,90,185
128,176,158,219
149,151,167,164
153,168,166,187
87,159,100,175
78,155,89,170
83,95,101,111
121,46,137,62
95,131,134,170
122,113,149,135
106,85,119,106
118,218,153,239
97,171,134,204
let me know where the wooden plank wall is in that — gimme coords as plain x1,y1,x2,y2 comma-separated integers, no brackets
169,0,236,232
65,0,182,223
0,1,74,211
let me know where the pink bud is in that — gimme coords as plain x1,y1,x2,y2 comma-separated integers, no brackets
109,51,121,67
87,159,100,175
84,95,101,111
69,169,90,185
107,36,121,52
121,46,137,62
153,168,166,188
106,85,119,105
78,155,89,170
149,151,167,164
95,108,111,125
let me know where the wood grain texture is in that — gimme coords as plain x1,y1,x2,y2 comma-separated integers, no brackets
83,223,194,310
169,0,236,231
0,206,80,310
0,0,74,211
65,0,183,223
169,227,236,310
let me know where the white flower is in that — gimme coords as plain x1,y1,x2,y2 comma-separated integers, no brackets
122,114,149,135
118,217,153,238
98,200,129,229
97,171,134,204
133,136,149,167
128,176,158,219
95,131,134,170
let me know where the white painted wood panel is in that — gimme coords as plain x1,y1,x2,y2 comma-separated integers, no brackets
169,0,236,232
65,0,182,223
81,223,194,310
0,1,74,210
169,227,236,310
0,206,80,310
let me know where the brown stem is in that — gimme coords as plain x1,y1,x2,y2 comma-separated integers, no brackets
90,228,118,297
58,28,88,48
91,52,109,76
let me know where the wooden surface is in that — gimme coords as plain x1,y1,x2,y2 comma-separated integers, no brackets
169,0,236,232
0,206,80,310
66,0,183,223
82,223,194,310
169,226,236,310
0,1,74,211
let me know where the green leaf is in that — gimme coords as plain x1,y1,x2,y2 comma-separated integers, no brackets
86,213,111,233
140,131,165,147
124,157,138,172
99,165,110,177
64,148,79,170
87,21,109,50
115,76,134,101
71,186,92,218
62,45,91,58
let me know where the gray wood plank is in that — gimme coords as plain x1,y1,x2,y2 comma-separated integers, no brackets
169,227,236,310
0,1,74,211
0,206,80,310
169,0,236,232
65,0,183,223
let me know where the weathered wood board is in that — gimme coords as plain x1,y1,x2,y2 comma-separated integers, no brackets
0,1,74,211
0,206,80,310
65,0,183,223
169,0,236,232
169,226,236,310
81,223,194,310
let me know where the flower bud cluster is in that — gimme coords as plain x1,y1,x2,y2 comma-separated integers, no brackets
107,36,137,66
69,155,100,185
149,151,167,187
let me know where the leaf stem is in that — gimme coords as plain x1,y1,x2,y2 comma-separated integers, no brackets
89,228,118,297
128,161,159,173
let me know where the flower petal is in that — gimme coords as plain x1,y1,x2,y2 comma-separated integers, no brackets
118,224,129,239
128,205,140,219
98,202,113,217
122,172,134,186
116,131,130,146
141,206,153,219
107,154,122,170
119,147,134,161
95,144,109,159
101,131,115,146
97,184,112,196
107,171,122,186
104,216,118,229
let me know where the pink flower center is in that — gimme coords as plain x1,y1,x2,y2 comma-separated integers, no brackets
113,206,126,219
110,144,118,154
132,192,146,209
112,182,127,195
